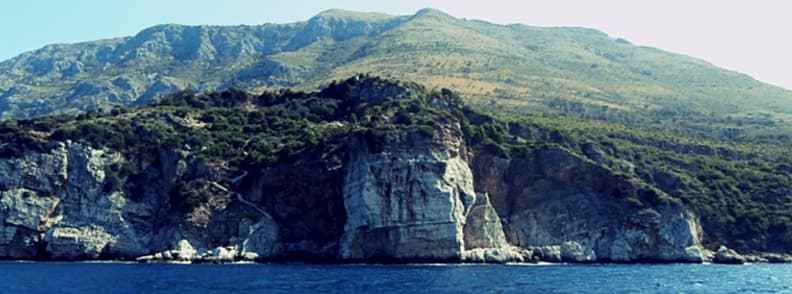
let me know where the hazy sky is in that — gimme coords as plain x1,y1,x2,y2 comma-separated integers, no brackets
2,0,790,90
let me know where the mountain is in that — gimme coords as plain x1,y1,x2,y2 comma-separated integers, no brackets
0,9,791,263
2,9,792,142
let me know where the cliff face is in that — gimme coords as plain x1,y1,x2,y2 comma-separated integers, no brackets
0,142,147,259
0,77,706,263
341,124,480,261
233,155,347,261
473,149,703,262
0,129,703,263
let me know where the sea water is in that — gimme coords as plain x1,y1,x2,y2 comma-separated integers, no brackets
1,262,790,293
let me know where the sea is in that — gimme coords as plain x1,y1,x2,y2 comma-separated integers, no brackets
0,262,790,293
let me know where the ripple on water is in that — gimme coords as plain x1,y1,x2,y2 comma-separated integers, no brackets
0,262,791,293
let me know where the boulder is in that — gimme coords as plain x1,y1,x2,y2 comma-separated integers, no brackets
713,246,746,264
45,226,116,260
462,247,527,263
532,246,562,262
560,241,596,262
175,239,196,261
203,246,236,263
761,253,792,263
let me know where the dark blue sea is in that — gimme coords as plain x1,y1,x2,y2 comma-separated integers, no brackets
1,262,790,293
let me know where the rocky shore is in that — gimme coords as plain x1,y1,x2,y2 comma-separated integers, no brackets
131,242,792,265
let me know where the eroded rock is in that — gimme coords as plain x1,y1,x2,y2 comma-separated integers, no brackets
339,126,473,262
713,246,746,264
463,193,508,250
1,189,59,231
473,148,704,263
240,217,279,260
45,226,115,259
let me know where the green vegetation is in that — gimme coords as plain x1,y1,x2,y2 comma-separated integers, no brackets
3,9,792,146
0,75,790,253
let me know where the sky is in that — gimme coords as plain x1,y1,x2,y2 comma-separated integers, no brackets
1,0,791,90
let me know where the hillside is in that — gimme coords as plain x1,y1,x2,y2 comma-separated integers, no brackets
2,9,792,142
0,76,790,262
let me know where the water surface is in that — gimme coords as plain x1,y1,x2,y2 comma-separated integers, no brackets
1,262,789,293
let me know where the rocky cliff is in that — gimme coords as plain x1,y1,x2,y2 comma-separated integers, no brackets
339,125,475,262
0,76,708,263
473,149,703,262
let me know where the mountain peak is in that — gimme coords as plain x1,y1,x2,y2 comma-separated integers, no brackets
414,8,453,19
313,9,396,22
408,8,457,24
290,9,404,50
2,6,791,139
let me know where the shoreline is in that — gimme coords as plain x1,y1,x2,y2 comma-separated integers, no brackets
1,258,789,266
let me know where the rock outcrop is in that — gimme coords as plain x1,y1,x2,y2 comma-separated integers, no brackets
472,147,704,263
713,246,746,264
0,142,157,259
463,193,508,251
339,125,477,262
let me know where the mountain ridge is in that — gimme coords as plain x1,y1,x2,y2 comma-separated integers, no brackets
1,8,791,142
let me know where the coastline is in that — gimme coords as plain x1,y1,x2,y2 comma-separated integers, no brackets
3,252,790,265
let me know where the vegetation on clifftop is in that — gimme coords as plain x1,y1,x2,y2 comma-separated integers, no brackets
3,9,792,146
0,75,790,253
